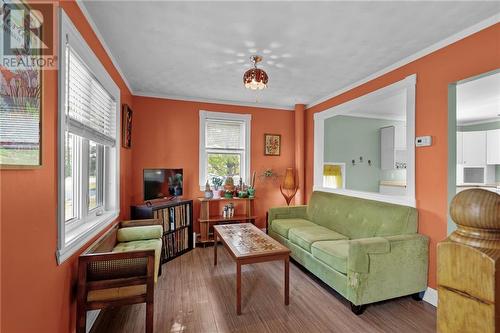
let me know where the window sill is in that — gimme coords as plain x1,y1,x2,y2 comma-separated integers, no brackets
56,210,118,264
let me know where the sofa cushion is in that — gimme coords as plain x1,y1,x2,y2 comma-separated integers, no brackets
113,239,162,283
306,191,418,239
271,218,316,238
289,226,348,252
117,225,163,242
311,240,349,274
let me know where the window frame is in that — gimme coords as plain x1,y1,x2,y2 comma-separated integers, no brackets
199,110,251,189
57,9,120,264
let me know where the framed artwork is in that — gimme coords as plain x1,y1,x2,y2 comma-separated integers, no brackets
0,2,43,168
122,104,133,148
264,133,281,156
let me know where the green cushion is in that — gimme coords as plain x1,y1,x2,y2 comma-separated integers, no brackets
311,240,349,274
113,239,162,283
271,218,316,238
289,226,348,252
117,225,163,242
306,191,418,239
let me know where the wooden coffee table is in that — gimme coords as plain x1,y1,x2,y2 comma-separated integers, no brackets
213,223,291,315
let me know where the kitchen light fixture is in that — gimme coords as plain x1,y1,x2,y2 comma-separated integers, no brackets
243,55,268,90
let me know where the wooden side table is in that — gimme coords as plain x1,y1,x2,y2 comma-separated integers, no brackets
197,197,255,246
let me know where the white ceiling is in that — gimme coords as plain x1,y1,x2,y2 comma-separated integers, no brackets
80,1,499,109
457,72,500,125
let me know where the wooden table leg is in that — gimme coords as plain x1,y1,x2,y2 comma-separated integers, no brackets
237,261,242,315
214,231,218,266
284,256,289,306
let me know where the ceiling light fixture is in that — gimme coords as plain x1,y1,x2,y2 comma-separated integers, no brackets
243,55,268,90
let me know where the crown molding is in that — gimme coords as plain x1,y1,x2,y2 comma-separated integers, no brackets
75,0,134,94
133,91,294,111
458,118,500,126
306,12,500,109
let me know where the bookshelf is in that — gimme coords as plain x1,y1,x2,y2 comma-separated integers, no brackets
197,197,255,245
131,198,193,262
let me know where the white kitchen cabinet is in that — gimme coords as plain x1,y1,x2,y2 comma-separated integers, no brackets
381,126,395,170
486,129,500,164
381,125,407,170
395,126,407,150
457,132,463,164
462,131,487,166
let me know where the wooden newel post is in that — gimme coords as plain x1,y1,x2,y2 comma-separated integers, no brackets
437,189,500,333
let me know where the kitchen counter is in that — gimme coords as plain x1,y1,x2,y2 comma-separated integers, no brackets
380,180,407,188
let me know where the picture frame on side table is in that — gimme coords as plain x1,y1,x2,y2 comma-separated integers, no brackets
264,133,281,156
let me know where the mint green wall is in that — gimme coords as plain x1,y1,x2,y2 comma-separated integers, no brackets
458,121,500,182
324,115,405,192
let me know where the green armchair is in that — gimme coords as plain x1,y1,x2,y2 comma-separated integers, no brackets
77,219,163,333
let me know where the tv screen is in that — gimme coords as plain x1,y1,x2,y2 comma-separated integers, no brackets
143,169,183,201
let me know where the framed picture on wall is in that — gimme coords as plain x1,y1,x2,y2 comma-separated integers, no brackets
264,133,281,156
0,1,43,168
122,104,133,148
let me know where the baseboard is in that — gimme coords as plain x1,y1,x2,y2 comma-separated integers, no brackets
423,287,437,307
86,310,101,333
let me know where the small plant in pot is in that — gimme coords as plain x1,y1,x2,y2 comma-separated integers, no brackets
211,176,223,199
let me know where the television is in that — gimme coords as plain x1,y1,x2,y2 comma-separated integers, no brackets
143,168,183,201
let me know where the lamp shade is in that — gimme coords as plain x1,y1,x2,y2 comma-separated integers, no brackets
283,168,295,190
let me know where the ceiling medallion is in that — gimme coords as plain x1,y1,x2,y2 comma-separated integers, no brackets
243,55,268,90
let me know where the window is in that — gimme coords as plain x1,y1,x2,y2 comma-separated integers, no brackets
57,11,120,264
199,111,251,188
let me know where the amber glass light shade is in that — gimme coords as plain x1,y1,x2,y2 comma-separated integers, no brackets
243,68,268,90
280,168,298,206
283,168,295,190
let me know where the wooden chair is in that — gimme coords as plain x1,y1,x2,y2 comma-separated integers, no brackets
76,219,163,333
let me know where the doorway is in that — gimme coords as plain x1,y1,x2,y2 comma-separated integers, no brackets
447,69,500,234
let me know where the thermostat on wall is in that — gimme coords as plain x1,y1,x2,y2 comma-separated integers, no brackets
415,136,432,147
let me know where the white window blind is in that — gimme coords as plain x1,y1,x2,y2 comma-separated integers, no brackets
206,120,244,149
66,47,116,147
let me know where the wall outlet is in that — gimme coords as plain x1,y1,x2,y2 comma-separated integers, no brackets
415,136,432,147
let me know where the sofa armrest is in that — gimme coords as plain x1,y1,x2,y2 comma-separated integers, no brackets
347,233,429,305
348,234,428,274
348,237,390,273
268,205,308,226
79,249,156,282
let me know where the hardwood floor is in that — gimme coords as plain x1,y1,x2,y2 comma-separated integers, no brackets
91,246,436,333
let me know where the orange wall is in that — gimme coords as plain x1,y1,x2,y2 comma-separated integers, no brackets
0,2,133,332
305,23,500,289
130,96,295,230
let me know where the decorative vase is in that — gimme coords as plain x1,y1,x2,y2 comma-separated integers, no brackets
247,187,255,198
213,188,220,199
224,176,235,192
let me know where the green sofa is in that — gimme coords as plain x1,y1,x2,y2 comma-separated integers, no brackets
268,191,429,314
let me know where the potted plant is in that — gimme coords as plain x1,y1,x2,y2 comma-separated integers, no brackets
212,176,223,199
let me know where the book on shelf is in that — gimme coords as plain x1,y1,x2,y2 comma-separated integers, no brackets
163,228,190,260
153,203,191,233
